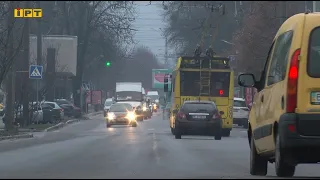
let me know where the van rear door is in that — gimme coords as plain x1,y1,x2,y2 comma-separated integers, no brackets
297,14,320,114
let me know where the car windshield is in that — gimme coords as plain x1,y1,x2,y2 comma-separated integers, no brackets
110,104,131,112
104,101,113,106
234,100,247,107
56,100,71,105
147,95,159,100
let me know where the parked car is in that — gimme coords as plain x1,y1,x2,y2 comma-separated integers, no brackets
55,99,81,118
42,101,64,122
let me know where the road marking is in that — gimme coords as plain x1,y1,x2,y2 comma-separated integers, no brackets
148,128,154,131
152,132,160,165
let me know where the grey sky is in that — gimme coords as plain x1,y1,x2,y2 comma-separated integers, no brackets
133,2,172,67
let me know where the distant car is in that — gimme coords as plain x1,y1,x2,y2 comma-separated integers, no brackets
174,101,223,140
55,99,81,118
106,103,137,128
233,98,249,128
103,98,115,117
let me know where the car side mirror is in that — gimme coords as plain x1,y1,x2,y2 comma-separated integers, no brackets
238,73,256,87
219,111,224,115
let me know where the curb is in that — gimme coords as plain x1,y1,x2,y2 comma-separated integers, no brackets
65,119,80,124
43,111,102,132
0,133,34,141
44,122,65,132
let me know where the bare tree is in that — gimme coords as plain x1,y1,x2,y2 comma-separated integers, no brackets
231,1,305,78
0,2,24,86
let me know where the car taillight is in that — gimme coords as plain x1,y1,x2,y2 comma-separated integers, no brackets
287,48,300,113
60,108,64,112
212,112,221,119
177,112,186,119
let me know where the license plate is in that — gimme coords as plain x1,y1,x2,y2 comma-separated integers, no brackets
311,92,320,104
192,115,206,119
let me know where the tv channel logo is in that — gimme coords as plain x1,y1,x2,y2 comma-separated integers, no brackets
14,8,42,18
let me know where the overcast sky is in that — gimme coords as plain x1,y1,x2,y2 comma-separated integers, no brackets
133,2,174,68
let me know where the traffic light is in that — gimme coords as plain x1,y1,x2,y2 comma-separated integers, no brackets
105,61,111,67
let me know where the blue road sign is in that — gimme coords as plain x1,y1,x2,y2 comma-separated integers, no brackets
29,65,43,79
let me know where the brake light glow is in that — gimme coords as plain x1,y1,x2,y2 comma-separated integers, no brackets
219,90,224,96
286,48,300,113
177,112,186,119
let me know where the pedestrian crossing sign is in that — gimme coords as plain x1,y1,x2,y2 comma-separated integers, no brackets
29,65,43,79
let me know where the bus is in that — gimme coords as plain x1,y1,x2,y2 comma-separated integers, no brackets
164,56,234,137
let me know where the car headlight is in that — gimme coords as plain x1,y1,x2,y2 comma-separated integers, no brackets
126,112,136,121
107,112,115,120
142,106,147,111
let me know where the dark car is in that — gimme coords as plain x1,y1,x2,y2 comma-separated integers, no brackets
55,99,81,118
42,101,64,122
106,103,137,128
174,101,223,140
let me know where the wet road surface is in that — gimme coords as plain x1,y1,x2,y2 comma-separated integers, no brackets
0,112,320,179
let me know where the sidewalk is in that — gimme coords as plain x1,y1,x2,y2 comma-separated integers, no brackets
0,111,102,141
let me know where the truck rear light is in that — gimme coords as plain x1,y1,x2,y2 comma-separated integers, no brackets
219,90,224,96
286,48,300,113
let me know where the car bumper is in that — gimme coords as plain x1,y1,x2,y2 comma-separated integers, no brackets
279,113,320,149
176,120,222,134
107,118,135,125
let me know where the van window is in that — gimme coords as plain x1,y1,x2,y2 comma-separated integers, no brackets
308,27,320,77
267,31,293,86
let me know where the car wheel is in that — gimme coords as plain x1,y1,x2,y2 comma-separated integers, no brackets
131,121,137,127
106,123,111,128
275,133,295,177
222,129,231,137
250,137,268,176
243,121,249,129
175,126,181,139
214,129,222,140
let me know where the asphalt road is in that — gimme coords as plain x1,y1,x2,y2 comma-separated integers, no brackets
0,112,320,179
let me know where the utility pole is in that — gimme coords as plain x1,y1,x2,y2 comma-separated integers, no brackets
22,1,30,126
36,1,42,104
5,1,16,132
164,37,168,67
